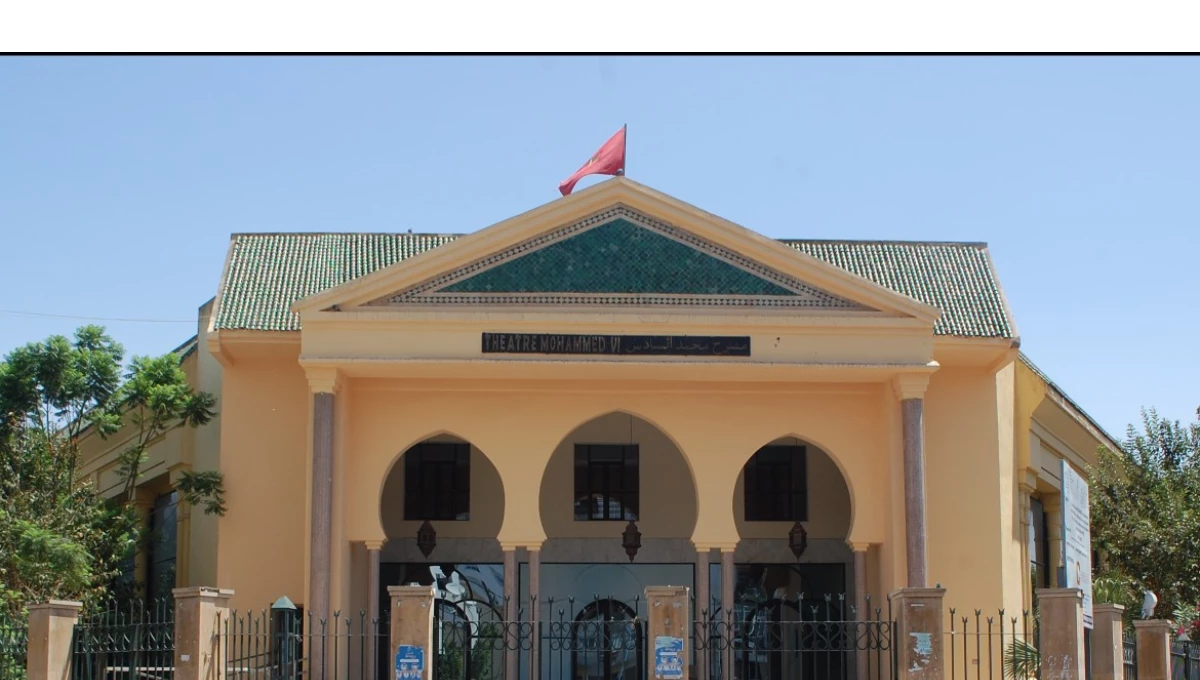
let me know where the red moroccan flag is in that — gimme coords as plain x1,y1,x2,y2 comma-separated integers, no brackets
558,126,626,196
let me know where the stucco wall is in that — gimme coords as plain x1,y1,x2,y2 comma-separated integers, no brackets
215,355,310,611
924,365,1023,615
344,380,890,555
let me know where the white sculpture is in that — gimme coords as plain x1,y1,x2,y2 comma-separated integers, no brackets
1141,590,1158,619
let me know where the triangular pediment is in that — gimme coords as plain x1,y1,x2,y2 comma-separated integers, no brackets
291,177,943,325
366,206,870,311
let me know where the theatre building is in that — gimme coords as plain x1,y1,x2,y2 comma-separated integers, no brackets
77,177,1118,665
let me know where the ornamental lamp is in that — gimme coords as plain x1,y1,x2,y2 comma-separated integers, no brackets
417,520,437,559
622,520,642,562
789,521,808,560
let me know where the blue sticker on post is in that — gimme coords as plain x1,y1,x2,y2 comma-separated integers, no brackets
654,636,684,680
395,645,425,680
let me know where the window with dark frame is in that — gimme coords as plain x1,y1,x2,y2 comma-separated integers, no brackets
146,491,178,604
743,444,808,522
404,442,471,521
574,444,639,521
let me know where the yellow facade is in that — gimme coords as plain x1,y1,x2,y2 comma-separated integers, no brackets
77,178,1119,626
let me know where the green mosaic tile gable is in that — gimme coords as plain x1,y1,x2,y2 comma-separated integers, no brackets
213,233,1016,338
439,218,798,297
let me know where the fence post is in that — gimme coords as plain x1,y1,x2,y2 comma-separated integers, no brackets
26,599,81,680
1093,604,1126,680
1036,588,1086,680
173,586,234,680
646,586,689,680
891,587,945,680
389,585,436,680
1133,620,1173,680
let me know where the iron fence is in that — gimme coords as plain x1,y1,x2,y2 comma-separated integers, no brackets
433,596,531,680
946,608,1035,680
1123,630,1137,680
70,597,175,680
693,594,896,680
1172,639,1200,680
538,596,646,680
220,604,388,680
0,610,28,680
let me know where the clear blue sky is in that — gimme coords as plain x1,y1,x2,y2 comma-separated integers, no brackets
1,57,1196,438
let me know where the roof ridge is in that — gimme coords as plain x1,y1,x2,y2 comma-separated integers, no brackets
784,238,990,248
228,231,990,248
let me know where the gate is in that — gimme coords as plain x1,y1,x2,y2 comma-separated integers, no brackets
693,594,896,680
71,598,175,680
429,595,647,680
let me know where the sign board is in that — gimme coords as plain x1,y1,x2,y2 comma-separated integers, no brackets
482,333,751,357
395,645,425,680
654,636,684,680
1061,459,1093,629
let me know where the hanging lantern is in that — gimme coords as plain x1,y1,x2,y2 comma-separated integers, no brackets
417,520,437,559
788,521,808,560
622,520,642,562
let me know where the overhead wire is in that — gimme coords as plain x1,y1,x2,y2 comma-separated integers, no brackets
0,309,193,324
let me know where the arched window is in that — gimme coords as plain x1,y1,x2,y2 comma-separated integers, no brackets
571,599,643,680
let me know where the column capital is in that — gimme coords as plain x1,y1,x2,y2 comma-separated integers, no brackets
693,541,739,553
892,374,930,401
847,541,874,553
499,540,544,552
362,539,385,551
306,366,344,394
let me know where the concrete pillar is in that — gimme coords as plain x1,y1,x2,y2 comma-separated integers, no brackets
1043,496,1063,587
1036,588,1086,680
1134,620,1174,680
646,586,689,680
389,585,436,680
891,587,945,680
366,540,384,680
173,586,233,680
695,548,711,680
310,389,336,677
26,600,81,680
1092,604,1126,680
901,398,927,588
850,542,871,680
503,547,518,680
720,549,735,680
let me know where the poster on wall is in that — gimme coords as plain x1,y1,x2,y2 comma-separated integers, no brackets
1061,459,1093,629
395,645,424,680
654,636,684,680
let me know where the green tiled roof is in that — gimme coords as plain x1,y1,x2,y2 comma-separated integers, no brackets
213,233,1015,338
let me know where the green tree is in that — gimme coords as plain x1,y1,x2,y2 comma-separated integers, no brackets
0,326,224,616
1090,407,1200,634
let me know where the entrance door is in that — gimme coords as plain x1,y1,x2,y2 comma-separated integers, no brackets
570,599,644,680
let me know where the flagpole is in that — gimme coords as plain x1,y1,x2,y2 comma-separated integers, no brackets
622,123,628,176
